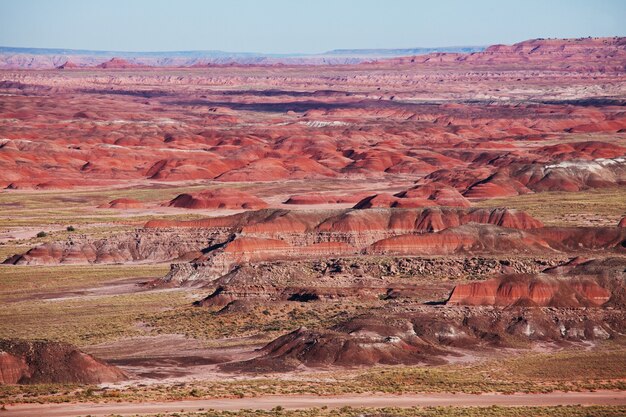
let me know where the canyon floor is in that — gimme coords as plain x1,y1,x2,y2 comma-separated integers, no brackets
0,37,625,416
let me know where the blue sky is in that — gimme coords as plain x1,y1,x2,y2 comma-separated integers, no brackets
1,0,625,53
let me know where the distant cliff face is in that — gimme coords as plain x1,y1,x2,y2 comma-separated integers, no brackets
0,45,485,69
381,37,626,72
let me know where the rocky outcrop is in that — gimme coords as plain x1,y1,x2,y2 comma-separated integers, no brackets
222,305,626,372
3,229,225,265
0,340,126,384
162,254,564,289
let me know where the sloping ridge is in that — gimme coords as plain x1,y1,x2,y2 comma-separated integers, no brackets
0,339,126,384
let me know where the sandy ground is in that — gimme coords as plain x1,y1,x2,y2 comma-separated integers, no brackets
0,226,68,243
86,334,265,385
3,391,625,416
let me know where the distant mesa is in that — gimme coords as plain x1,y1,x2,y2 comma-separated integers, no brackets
383,37,626,72
96,57,146,69
0,339,126,384
168,188,268,210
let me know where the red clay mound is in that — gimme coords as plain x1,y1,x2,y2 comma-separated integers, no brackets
463,171,531,199
0,339,126,384
619,216,626,227
511,160,626,192
353,193,433,209
168,189,268,210
447,275,611,307
146,158,232,181
396,184,471,207
223,321,448,371
101,198,144,209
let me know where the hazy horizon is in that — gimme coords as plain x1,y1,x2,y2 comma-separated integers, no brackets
1,0,625,54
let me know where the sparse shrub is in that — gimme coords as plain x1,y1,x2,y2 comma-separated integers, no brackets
66,226,75,232
36,231,47,238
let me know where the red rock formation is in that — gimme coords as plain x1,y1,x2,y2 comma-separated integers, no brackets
385,37,626,72
368,224,552,256
353,193,430,209
396,184,471,207
4,229,222,265
618,216,626,227
447,275,611,307
168,189,268,210
222,301,625,371
0,340,126,384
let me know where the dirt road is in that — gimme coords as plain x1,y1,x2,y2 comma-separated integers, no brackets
3,391,625,416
